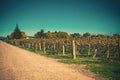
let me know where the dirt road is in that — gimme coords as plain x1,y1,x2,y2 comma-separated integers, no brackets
0,40,95,80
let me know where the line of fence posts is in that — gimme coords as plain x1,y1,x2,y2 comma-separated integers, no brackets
9,39,78,59
8,36,120,60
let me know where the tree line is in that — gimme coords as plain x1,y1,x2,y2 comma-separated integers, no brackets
6,24,120,60
7,24,120,41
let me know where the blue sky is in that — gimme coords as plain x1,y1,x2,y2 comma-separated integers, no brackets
0,0,120,37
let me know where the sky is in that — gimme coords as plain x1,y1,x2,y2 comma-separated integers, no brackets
0,0,120,37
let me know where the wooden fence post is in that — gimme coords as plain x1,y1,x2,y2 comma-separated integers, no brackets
39,43,41,50
35,43,38,52
62,44,65,55
88,36,91,56
72,40,76,59
93,48,97,58
43,42,46,54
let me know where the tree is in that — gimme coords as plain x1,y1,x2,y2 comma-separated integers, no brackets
83,32,90,37
45,32,56,39
56,31,69,39
9,24,27,39
70,33,81,38
35,29,45,39
10,24,22,39
21,32,27,38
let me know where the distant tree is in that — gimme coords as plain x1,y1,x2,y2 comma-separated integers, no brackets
112,33,120,38
48,31,50,33
91,34,96,38
35,29,45,38
83,32,90,37
96,34,104,37
45,32,56,39
70,33,81,38
10,24,22,39
56,31,69,39
35,30,69,39
55,31,57,33
21,31,27,38
9,24,27,39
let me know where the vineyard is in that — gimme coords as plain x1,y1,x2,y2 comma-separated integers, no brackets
7,34,120,60
6,34,120,79
7,26,120,60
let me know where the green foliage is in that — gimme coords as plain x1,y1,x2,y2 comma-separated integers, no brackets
56,31,69,39
70,33,81,38
83,32,90,37
41,53,72,59
59,57,120,79
35,29,45,38
21,32,27,38
86,63,120,79
35,30,69,39
45,32,56,38
11,24,22,39
9,24,27,39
